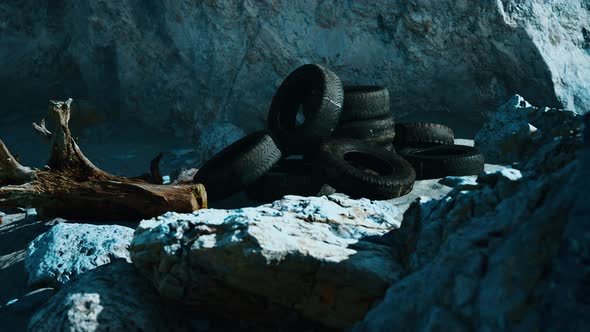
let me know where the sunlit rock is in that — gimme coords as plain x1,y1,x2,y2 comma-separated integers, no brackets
25,223,134,288
130,194,404,328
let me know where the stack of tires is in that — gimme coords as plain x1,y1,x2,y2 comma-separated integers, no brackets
332,86,395,151
193,64,484,204
393,123,485,180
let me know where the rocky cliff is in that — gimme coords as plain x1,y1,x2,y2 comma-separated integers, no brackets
1,0,589,140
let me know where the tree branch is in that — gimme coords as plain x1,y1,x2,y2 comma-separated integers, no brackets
0,183,38,207
0,99,207,221
150,153,164,184
32,118,52,140
0,140,35,185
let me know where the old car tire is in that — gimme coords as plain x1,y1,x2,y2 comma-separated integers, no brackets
340,85,390,122
394,122,455,147
398,144,485,180
193,131,282,201
317,139,415,199
268,64,344,155
333,114,396,146
246,159,334,203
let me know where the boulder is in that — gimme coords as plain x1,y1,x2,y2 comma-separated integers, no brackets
25,223,134,288
354,117,588,331
475,94,582,164
130,195,405,329
28,261,188,332
1,1,588,137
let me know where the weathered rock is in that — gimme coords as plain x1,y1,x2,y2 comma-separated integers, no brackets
171,168,199,185
354,122,588,331
540,136,590,332
1,1,588,137
28,261,188,332
25,223,134,288
130,194,404,329
475,94,583,164
195,121,246,165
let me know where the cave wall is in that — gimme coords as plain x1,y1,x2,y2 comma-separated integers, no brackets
1,0,588,139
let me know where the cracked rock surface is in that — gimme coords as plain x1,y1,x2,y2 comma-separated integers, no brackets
130,195,405,329
25,223,134,288
354,114,588,331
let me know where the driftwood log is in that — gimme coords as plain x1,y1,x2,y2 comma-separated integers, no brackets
0,99,206,221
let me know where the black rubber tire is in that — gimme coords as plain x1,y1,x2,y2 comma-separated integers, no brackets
398,144,485,180
394,122,455,147
246,159,335,203
268,64,344,155
340,85,390,122
317,139,415,199
333,114,396,146
193,131,282,201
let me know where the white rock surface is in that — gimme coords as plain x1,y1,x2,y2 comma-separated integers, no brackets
25,223,134,288
28,261,188,332
130,194,404,329
1,1,588,136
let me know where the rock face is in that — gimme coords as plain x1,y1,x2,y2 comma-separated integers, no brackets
475,94,582,164
354,108,588,330
1,1,588,139
28,261,188,332
25,223,134,288
130,195,404,329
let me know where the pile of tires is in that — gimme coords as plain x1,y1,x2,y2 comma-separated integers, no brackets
193,64,484,203
333,86,395,151
393,123,485,180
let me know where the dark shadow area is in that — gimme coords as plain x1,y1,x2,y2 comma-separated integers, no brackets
207,191,258,210
0,213,58,329
0,213,59,304
21,260,334,331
